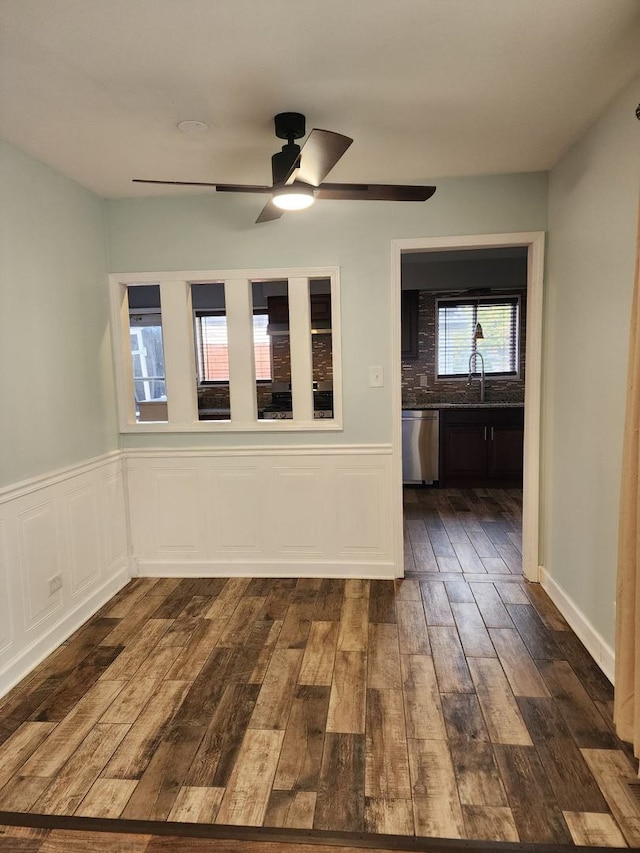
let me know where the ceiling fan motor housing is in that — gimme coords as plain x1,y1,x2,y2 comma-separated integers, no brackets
274,112,306,140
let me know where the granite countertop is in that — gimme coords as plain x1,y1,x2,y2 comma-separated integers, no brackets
402,402,524,410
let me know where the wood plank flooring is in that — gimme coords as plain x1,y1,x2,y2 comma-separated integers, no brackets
0,488,636,848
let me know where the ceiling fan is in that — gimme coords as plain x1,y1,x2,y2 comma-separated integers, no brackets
133,112,436,223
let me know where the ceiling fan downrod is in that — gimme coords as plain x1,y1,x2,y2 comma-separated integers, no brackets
271,112,306,185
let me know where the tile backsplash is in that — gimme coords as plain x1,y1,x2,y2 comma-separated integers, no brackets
401,290,526,407
197,334,333,412
272,335,333,384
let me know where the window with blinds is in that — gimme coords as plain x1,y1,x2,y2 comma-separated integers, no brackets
195,311,271,382
437,297,519,378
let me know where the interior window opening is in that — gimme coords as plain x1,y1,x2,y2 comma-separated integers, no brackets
127,284,168,423
113,268,341,432
262,281,293,420
250,282,273,417
192,282,231,421
309,279,334,420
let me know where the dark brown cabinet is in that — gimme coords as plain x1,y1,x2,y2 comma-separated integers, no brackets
267,295,289,325
267,294,331,328
401,290,419,359
488,423,525,480
440,407,524,487
310,293,331,323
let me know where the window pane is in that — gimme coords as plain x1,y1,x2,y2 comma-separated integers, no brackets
127,284,168,423
438,303,474,376
477,301,518,374
192,282,230,421
199,315,229,381
437,298,518,377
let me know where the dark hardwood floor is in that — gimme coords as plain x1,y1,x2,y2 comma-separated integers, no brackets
0,489,636,849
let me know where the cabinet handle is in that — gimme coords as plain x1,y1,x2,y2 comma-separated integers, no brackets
490,426,494,441
483,426,488,441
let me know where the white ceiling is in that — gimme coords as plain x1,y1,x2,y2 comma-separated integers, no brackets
1,0,639,199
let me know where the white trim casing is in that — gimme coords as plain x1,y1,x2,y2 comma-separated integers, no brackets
289,279,315,423
226,279,258,423
161,280,199,425
390,232,545,582
124,444,395,578
0,453,132,697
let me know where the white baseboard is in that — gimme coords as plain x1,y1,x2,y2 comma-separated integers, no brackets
0,560,131,696
136,560,395,579
540,566,615,684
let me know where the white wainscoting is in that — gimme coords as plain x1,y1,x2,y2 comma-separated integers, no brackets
0,452,131,696
125,445,395,578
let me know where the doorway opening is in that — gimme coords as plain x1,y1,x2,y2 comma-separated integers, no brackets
391,232,545,583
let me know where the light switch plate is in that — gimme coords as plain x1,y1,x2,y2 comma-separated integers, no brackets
369,365,384,387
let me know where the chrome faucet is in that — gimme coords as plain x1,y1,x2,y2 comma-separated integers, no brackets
467,351,485,403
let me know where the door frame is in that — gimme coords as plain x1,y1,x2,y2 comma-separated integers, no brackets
390,231,545,582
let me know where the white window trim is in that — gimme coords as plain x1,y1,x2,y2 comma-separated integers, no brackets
109,267,343,433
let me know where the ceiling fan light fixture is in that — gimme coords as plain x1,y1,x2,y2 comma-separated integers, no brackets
272,185,315,211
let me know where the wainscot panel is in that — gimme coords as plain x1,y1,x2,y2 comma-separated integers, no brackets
124,445,395,578
0,453,131,697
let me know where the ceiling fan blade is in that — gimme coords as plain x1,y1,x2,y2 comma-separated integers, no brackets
315,183,436,201
295,129,353,187
133,179,218,186
132,179,272,193
256,199,284,223
214,184,272,194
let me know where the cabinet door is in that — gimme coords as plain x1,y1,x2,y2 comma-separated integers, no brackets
441,425,487,485
310,293,331,323
488,426,524,481
401,290,419,359
267,295,289,325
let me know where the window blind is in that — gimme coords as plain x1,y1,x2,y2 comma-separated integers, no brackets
437,297,519,377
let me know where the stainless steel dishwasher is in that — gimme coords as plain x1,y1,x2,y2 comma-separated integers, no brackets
402,410,439,484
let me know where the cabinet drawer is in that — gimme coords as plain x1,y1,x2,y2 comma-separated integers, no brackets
441,407,523,427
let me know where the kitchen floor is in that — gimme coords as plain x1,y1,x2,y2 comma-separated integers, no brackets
403,486,523,578
0,489,637,848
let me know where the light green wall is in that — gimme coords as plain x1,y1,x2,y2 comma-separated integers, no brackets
543,76,640,647
0,140,118,488
106,171,547,448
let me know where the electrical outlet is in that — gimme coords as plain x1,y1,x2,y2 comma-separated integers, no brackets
419,374,429,387
48,574,63,596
